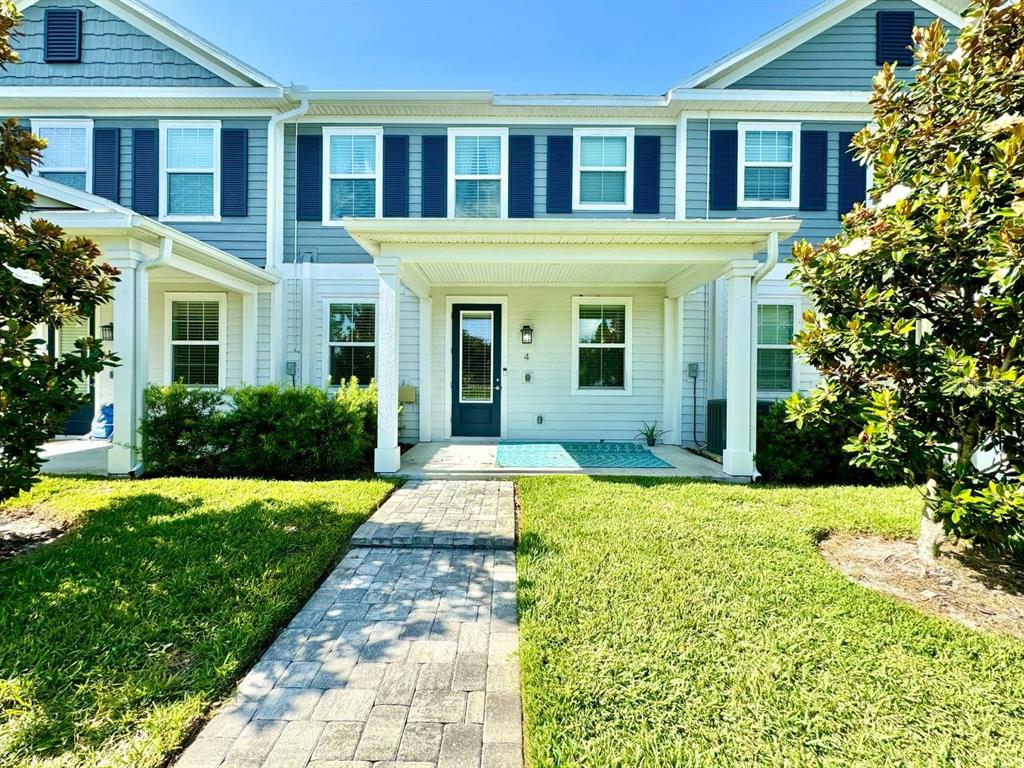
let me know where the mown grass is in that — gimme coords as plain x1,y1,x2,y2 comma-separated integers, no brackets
516,477,1024,768
0,475,395,768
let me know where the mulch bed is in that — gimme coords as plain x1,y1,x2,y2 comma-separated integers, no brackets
0,506,69,561
820,534,1024,638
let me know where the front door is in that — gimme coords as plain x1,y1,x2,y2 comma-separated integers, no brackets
49,315,95,435
451,304,502,437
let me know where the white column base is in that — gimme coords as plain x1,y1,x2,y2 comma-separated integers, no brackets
374,446,401,474
722,448,754,477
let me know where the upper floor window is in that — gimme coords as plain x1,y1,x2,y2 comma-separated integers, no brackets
31,119,92,192
756,303,796,392
448,128,508,218
573,128,634,211
159,121,220,222
323,127,383,225
738,122,800,208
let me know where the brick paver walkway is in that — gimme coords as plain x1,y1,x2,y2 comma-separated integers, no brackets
176,481,522,768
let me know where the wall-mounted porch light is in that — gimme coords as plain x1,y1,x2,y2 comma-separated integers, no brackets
100,322,114,341
520,324,534,345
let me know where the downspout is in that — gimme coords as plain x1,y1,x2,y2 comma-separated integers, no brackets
130,234,172,476
748,230,779,478
266,97,309,384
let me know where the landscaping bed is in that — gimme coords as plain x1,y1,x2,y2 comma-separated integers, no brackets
0,475,395,768
516,477,1024,767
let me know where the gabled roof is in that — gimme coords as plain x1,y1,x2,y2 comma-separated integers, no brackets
671,0,968,92
14,0,281,88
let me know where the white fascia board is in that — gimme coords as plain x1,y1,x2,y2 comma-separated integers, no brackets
298,89,494,103
671,0,964,92
671,88,870,105
492,94,669,108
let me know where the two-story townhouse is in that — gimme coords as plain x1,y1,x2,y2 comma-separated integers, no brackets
2,0,967,477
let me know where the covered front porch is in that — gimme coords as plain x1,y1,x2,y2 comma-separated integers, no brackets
345,217,800,479
23,176,279,475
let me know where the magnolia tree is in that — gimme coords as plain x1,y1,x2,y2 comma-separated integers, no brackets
789,0,1024,560
0,2,118,500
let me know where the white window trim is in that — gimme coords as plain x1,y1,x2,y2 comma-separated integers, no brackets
30,119,93,192
322,297,378,387
737,121,801,209
164,292,227,388
571,296,633,396
159,120,221,223
458,309,495,405
447,127,509,219
572,127,635,212
321,126,384,226
755,300,800,395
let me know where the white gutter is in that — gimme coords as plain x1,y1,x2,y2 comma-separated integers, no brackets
749,230,780,478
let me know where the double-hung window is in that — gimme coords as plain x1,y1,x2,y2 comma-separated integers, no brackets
738,122,800,208
756,303,797,392
448,128,508,218
31,119,92,192
326,302,376,385
572,297,632,394
166,294,226,388
323,127,383,224
160,121,221,221
572,128,634,210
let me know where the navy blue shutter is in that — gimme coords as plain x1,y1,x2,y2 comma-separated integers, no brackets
44,9,81,63
709,130,738,211
633,135,661,214
421,136,447,218
546,136,572,214
508,135,534,218
877,11,915,66
92,128,119,202
383,135,409,217
221,129,248,217
838,132,867,217
296,134,322,221
799,131,828,212
131,129,158,216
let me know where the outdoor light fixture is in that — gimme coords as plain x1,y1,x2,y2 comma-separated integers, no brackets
520,325,534,344
100,323,114,341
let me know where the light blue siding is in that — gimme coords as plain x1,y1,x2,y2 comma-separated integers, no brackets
730,0,958,90
686,118,867,247
284,124,677,265
91,117,269,266
4,0,230,86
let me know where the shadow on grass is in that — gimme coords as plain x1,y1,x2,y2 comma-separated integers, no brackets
0,489,370,764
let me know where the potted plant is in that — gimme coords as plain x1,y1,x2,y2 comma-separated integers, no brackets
636,421,668,447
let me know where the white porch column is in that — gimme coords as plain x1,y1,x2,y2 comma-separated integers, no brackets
241,290,257,384
105,254,146,474
723,263,757,476
662,296,681,445
374,258,402,473
418,296,432,443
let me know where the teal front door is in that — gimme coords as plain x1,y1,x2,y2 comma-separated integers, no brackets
451,304,502,437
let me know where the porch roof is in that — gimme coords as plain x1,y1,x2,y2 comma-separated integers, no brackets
18,174,278,289
343,216,801,256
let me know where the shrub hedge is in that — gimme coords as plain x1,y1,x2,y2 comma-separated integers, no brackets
755,397,879,485
141,380,377,479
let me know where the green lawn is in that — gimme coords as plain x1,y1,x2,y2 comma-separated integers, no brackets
0,475,395,768
517,477,1024,768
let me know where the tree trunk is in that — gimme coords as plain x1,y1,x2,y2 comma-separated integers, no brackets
918,504,945,561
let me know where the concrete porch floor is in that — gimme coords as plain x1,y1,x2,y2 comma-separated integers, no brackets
41,438,110,476
392,442,733,481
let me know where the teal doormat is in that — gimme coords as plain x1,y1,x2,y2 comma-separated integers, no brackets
496,442,673,469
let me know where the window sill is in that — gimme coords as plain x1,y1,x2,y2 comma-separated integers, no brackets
571,387,633,396
737,199,798,209
573,202,631,212
160,214,222,223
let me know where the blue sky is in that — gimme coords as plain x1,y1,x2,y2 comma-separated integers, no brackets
146,0,823,92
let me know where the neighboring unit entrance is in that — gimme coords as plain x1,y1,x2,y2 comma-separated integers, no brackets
49,316,95,435
451,303,502,437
